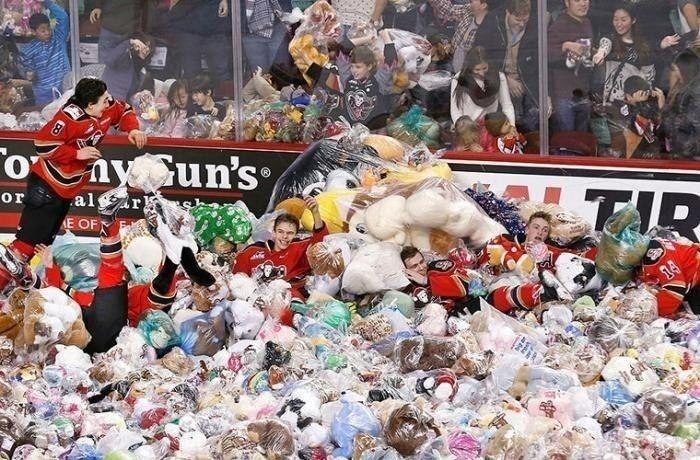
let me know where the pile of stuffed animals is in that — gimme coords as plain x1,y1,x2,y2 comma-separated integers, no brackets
0,133,697,458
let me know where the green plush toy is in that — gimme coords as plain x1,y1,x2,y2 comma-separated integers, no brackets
191,203,253,247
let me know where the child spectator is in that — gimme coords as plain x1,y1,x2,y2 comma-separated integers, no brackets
336,43,398,129
187,75,226,122
454,115,483,151
18,0,70,105
450,46,515,125
484,110,527,154
102,32,156,102
613,76,665,158
159,79,190,138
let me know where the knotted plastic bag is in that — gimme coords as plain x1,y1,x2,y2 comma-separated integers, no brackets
191,202,253,246
595,202,650,284
137,310,180,350
387,106,440,148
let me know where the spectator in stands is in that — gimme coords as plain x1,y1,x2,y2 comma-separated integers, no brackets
332,0,387,31
242,0,291,74
677,0,698,38
160,79,190,138
547,0,594,133
591,4,656,104
473,0,542,134
168,0,233,83
428,0,491,71
451,46,515,125
88,0,143,65
187,75,226,122
18,0,70,105
102,33,156,102
662,49,700,159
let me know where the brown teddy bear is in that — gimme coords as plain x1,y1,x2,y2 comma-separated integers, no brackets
17,287,90,350
246,420,295,460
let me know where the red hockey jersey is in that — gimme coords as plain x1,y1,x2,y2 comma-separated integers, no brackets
33,98,139,199
232,225,329,290
638,239,700,317
404,259,473,310
478,234,597,273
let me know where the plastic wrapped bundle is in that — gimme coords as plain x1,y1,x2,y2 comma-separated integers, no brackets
50,241,100,291
466,187,525,236
394,336,465,372
266,137,386,211
137,310,180,350
595,202,650,284
247,420,296,460
16,112,45,132
185,114,220,139
191,202,253,246
387,106,440,148
178,307,228,357
587,316,639,352
636,387,686,434
127,153,170,194
331,398,381,458
384,404,441,456
306,242,345,278
291,299,351,330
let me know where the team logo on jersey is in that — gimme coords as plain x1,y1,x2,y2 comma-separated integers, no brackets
432,260,454,272
346,89,377,122
63,104,84,120
255,261,286,282
646,248,663,262
251,251,266,261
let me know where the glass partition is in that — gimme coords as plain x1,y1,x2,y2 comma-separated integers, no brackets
0,0,76,131
0,0,698,160
546,0,699,160
73,0,236,140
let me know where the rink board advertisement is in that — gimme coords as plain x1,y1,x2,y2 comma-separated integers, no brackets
0,138,698,240
450,160,700,242
0,139,297,236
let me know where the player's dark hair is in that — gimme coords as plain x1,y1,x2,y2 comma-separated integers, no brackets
400,246,423,264
273,213,299,232
69,78,108,109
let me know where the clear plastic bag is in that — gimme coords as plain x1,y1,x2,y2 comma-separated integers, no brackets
185,114,220,139
246,419,296,459
330,398,381,458
384,403,441,456
16,111,45,132
394,336,465,373
587,316,640,352
49,239,100,291
387,106,440,148
127,153,170,194
595,202,650,284
378,29,432,79
137,310,180,350
178,306,228,357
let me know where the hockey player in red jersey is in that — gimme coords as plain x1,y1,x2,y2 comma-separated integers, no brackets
233,195,328,303
400,246,480,314
638,238,700,317
481,212,592,313
0,78,147,291
0,186,216,354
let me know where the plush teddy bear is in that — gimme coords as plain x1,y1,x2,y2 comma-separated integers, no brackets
394,336,465,373
17,287,91,350
127,153,170,194
554,253,604,296
341,242,410,295
224,299,265,340
246,420,296,460
384,403,441,456
0,288,27,341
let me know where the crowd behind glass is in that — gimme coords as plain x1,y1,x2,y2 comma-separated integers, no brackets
0,0,698,160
